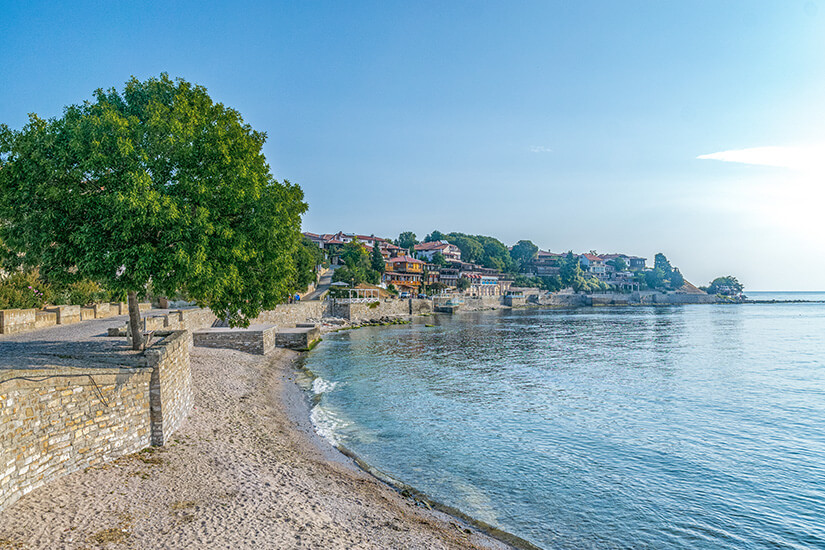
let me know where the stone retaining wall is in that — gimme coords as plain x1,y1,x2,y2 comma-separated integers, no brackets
0,330,192,512
254,301,329,326
0,367,152,512
142,331,192,446
340,299,433,322
460,296,507,310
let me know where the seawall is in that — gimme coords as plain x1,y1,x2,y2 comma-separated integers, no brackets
0,330,191,512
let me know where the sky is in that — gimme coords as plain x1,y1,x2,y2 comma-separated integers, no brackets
1,1,824,290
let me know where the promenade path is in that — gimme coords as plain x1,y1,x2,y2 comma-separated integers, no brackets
0,310,174,371
303,268,334,301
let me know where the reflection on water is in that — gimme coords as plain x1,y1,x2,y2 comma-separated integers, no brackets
302,304,825,550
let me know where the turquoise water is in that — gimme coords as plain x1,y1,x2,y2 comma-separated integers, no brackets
301,304,825,549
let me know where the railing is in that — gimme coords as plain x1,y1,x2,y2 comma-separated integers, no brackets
334,297,380,304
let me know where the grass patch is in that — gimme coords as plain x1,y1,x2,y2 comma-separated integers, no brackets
90,528,129,545
170,500,197,511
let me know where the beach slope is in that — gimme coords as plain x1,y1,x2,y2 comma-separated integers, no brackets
0,346,509,550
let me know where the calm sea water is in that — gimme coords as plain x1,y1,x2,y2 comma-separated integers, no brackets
747,291,825,302
301,303,825,549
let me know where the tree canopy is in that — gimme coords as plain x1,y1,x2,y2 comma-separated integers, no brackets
293,236,325,293
0,74,306,342
395,231,418,251
645,253,684,291
706,276,744,295
332,239,381,286
510,240,538,272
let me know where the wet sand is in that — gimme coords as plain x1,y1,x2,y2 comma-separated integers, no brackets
0,345,511,550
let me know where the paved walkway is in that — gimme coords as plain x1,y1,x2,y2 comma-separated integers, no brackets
0,310,175,371
303,268,334,301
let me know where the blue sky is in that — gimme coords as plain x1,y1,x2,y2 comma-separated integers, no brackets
2,1,824,289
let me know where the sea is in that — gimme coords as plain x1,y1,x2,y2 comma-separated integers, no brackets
300,298,825,549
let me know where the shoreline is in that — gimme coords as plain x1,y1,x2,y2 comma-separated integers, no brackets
0,342,513,549
290,354,543,550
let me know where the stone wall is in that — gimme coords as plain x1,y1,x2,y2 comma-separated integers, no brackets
537,293,589,307
141,331,192,446
0,366,152,512
192,326,277,356
0,330,192,512
34,311,57,330
254,301,329,326
45,305,81,325
341,299,433,322
633,291,716,305
0,309,36,334
275,327,321,350
461,296,506,311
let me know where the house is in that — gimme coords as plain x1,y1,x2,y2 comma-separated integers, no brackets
413,241,462,262
579,253,607,279
626,256,647,271
437,266,460,288
526,250,563,277
383,255,425,292
600,253,647,272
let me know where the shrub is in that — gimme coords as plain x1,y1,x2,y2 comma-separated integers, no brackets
0,270,52,309
62,280,112,306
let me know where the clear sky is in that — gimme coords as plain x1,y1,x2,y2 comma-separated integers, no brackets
2,1,824,290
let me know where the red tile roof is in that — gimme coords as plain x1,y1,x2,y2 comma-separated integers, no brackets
389,255,424,264
414,241,452,251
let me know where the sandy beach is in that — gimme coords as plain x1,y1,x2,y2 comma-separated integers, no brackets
0,344,511,550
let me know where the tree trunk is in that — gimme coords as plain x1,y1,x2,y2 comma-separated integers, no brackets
127,291,144,351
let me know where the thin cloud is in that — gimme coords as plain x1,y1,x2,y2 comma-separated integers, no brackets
697,144,825,172
529,145,553,153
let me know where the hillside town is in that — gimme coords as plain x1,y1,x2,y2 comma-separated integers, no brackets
302,230,681,298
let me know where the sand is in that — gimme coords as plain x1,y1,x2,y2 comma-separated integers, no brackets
0,345,512,550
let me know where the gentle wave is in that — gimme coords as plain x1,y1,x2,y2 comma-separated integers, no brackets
302,305,825,549
311,376,338,395
309,403,347,447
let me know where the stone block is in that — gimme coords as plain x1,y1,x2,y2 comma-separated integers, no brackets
110,302,127,315
275,327,321,350
80,307,96,321
34,311,57,329
45,305,81,325
138,302,152,312
0,309,37,334
92,303,113,318
193,325,278,355
107,326,127,337
143,315,166,332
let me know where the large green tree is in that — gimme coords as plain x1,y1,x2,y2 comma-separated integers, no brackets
370,242,386,274
510,240,538,272
0,74,306,348
395,231,418,251
293,237,325,293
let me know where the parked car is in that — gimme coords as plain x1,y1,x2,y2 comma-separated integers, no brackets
399,292,411,298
